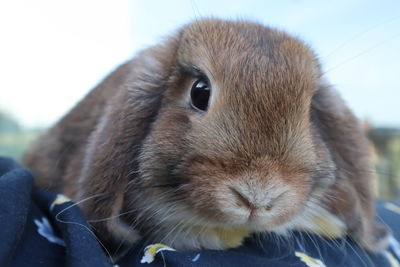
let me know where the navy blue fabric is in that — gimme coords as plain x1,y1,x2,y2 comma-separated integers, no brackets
1,156,400,267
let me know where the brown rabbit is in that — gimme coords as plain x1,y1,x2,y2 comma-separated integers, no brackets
23,18,389,254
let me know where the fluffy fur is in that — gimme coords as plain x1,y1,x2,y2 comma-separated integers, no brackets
23,18,389,254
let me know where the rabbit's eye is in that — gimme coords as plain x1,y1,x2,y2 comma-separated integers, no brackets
190,79,210,111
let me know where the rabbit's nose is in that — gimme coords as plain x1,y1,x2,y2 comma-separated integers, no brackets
230,187,273,212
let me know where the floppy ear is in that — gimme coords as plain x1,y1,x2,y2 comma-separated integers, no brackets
311,83,390,252
69,37,179,251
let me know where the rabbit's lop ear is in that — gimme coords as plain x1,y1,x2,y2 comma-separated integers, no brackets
312,83,390,252
72,37,179,251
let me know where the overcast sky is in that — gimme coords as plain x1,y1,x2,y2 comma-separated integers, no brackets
0,0,399,128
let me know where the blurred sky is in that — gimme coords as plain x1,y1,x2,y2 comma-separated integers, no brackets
0,0,399,128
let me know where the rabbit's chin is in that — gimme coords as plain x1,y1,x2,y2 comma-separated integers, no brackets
140,201,346,251
140,215,291,250
150,225,252,250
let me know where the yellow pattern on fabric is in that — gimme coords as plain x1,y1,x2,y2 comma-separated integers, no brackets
141,243,176,264
50,194,71,210
295,251,326,267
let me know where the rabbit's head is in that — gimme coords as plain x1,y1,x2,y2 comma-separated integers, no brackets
60,19,388,253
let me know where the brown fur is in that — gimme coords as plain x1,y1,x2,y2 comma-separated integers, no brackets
23,18,389,255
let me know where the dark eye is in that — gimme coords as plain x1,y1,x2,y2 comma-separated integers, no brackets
190,79,210,111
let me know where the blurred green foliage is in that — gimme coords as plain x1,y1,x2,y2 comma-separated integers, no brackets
369,128,400,200
0,111,43,161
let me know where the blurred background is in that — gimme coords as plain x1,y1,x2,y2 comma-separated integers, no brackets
0,0,399,199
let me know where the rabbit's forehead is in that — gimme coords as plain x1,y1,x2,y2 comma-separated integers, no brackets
179,20,319,99
180,21,318,116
